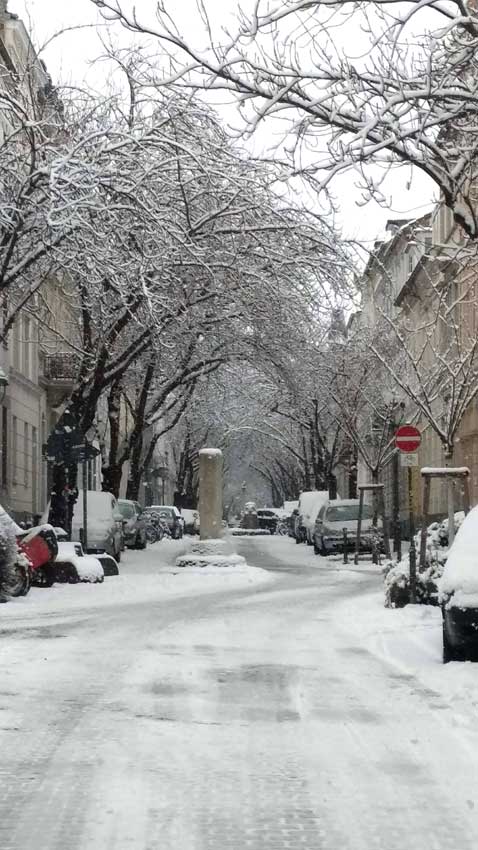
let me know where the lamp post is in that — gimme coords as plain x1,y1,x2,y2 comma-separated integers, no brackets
82,425,96,552
389,400,406,560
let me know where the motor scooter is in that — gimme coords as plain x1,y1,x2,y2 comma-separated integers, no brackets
10,525,59,596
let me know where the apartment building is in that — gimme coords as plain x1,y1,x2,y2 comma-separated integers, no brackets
359,203,478,524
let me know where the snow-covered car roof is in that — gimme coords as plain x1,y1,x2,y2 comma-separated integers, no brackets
439,506,478,608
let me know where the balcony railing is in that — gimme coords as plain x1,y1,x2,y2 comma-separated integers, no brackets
42,352,79,382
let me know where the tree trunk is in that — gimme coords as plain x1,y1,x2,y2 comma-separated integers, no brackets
101,382,126,498
328,473,338,500
101,463,124,498
126,432,144,501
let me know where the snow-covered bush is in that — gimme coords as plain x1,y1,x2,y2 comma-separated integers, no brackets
0,509,20,602
383,512,465,608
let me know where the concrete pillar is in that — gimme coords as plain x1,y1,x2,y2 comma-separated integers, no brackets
199,448,223,540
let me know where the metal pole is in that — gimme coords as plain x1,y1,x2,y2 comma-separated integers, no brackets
82,442,88,551
408,467,417,604
463,474,471,516
447,478,455,546
392,451,401,560
343,528,348,564
419,474,431,572
354,488,364,565
379,489,392,560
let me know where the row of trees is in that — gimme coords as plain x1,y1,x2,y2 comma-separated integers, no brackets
79,0,478,511
1,40,348,513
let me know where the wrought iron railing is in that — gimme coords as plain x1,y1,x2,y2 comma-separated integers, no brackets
42,352,79,382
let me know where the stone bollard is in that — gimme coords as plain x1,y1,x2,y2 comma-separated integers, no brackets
176,447,245,569
199,448,223,541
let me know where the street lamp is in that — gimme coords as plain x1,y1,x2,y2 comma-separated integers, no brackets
0,367,9,403
81,425,97,551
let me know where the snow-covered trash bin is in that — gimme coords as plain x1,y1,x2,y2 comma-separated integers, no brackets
439,506,478,663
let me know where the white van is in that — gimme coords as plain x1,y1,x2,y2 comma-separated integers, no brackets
296,490,331,544
43,491,123,560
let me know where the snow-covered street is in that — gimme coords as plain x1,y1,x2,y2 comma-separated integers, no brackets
1,536,478,849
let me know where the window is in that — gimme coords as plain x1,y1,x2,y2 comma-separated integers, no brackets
23,316,31,380
24,421,28,487
326,504,374,523
1,407,7,489
12,416,17,482
12,323,20,370
31,426,37,510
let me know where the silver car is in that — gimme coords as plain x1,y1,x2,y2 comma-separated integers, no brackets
117,499,147,549
313,499,382,556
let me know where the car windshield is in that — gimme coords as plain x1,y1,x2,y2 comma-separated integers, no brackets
117,502,135,519
326,504,373,522
157,508,173,518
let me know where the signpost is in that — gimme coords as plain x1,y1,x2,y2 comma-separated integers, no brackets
394,424,421,454
395,425,421,603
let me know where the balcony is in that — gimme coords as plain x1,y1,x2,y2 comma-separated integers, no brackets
41,352,79,406
42,352,79,382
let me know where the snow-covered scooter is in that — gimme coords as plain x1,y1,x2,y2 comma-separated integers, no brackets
0,506,58,598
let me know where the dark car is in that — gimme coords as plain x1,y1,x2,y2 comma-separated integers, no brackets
144,505,183,539
117,499,147,549
256,509,279,534
442,607,478,662
439,506,478,662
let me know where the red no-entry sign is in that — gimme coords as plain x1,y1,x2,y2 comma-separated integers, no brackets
395,424,421,453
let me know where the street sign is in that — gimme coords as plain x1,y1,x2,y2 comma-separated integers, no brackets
395,424,421,453
72,443,101,463
401,452,419,468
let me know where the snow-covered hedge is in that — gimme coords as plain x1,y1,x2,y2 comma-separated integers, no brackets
0,527,20,601
383,512,465,608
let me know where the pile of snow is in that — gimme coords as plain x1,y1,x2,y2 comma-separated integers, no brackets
439,506,478,609
383,512,465,608
55,542,104,583
175,537,246,569
228,527,271,537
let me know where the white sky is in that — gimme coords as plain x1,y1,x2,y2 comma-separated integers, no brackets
10,0,436,244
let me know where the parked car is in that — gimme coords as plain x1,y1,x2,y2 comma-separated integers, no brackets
144,505,183,539
117,499,147,549
288,508,299,538
296,491,330,544
439,506,478,662
313,498,381,556
42,491,123,560
256,509,279,534
180,508,200,535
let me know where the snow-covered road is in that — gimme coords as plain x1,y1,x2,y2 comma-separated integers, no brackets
1,535,478,849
